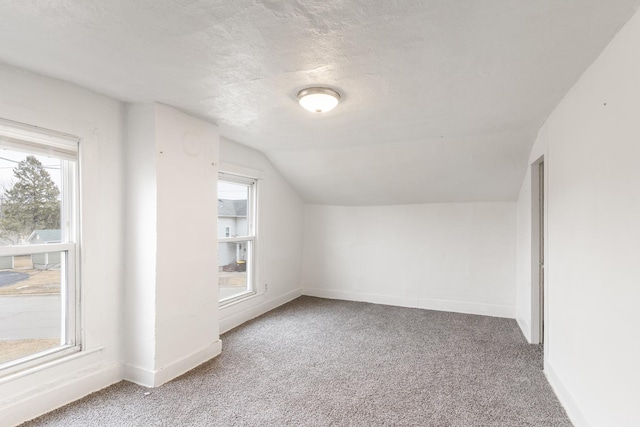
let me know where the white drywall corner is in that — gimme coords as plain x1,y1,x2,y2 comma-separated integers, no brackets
124,103,221,387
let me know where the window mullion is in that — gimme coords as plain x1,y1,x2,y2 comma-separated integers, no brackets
218,236,254,244
0,243,74,257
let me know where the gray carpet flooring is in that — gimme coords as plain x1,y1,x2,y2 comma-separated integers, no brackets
22,296,572,426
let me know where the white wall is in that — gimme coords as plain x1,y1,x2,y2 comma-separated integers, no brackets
124,104,221,387
515,171,532,341
0,64,124,426
218,138,305,333
515,10,640,427
302,202,516,318
123,103,157,384
155,104,220,378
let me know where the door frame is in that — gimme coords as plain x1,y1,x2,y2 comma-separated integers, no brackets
530,156,545,345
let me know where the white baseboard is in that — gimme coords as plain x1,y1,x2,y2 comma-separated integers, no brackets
417,297,514,318
304,287,418,309
124,340,222,388
2,362,122,427
123,363,154,388
545,361,591,427
220,288,302,334
516,316,532,343
303,288,515,318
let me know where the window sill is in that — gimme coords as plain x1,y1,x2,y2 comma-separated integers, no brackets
219,290,260,309
0,344,93,383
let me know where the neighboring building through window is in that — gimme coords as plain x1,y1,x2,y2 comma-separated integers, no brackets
0,118,79,373
218,172,256,304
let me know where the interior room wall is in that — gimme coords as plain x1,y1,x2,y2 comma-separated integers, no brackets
0,64,125,425
124,103,221,387
302,202,517,318
218,138,305,333
515,170,532,341
122,103,157,383
515,10,640,426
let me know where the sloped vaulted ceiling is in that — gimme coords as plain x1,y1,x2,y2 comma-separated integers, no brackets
1,0,639,205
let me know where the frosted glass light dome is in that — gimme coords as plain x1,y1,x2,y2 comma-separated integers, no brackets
297,87,341,113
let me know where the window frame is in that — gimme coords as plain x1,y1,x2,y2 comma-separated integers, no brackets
218,171,258,306
0,118,80,376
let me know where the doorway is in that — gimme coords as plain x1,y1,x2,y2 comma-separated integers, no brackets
531,157,544,344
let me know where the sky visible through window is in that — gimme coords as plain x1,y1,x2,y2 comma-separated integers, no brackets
218,181,247,200
0,150,61,198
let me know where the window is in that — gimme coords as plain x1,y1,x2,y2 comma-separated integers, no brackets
0,119,79,374
218,172,256,304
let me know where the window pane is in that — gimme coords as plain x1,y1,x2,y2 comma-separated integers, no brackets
217,181,249,238
0,251,64,366
218,241,251,301
0,150,62,246
0,122,77,373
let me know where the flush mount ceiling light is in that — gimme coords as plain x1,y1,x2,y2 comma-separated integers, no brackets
297,87,341,113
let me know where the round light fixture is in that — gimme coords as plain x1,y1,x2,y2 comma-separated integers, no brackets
297,87,341,113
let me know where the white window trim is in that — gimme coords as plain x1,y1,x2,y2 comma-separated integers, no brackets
218,170,259,306
0,118,78,159
0,118,80,376
218,162,264,180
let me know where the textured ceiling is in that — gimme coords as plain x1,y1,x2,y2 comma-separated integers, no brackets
1,1,639,204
